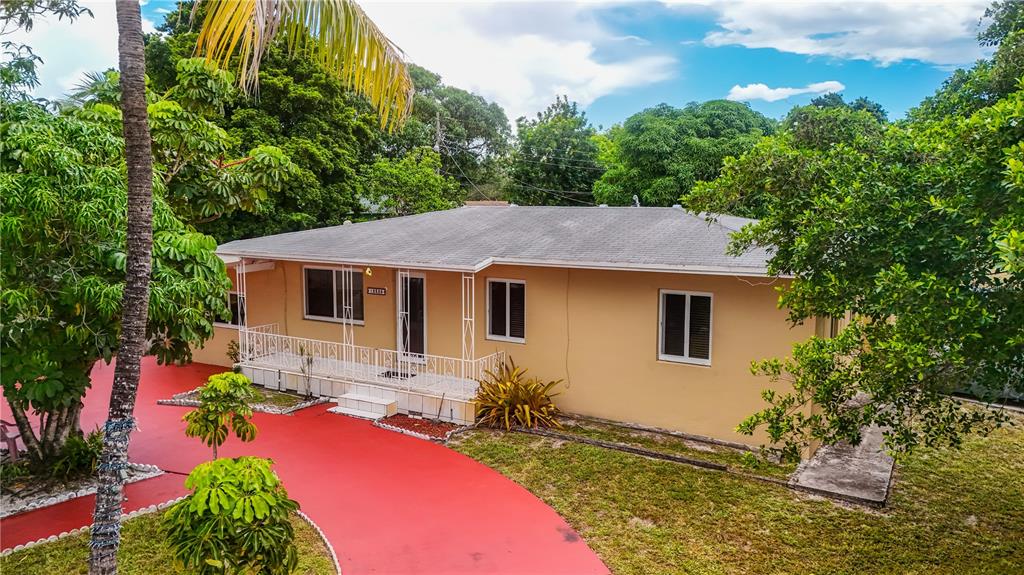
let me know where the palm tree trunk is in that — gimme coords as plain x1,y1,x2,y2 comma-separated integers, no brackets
88,1,154,573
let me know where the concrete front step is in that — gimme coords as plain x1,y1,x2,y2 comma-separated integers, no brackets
337,392,397,418
327,404,384,421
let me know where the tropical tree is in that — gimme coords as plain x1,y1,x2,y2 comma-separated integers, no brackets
594,100,775,207
507,96,603,206
90,1,413,571
689,15,1024,461
0,98,231,464
163,457,300,574
183,372,259,459
65,58,296,225
88,3,159,573
361,146,462,216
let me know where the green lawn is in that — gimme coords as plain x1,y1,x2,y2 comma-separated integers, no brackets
255,387,314,409
452,417,1024,575
0,512,335,574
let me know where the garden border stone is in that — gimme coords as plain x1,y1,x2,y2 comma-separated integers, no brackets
2,497,343,574
157,386,330,415
1,463,163,519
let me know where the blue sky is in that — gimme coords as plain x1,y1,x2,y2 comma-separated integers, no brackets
17,1,995,128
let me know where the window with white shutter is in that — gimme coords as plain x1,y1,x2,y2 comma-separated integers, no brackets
659,290,712,365
487,279,526,343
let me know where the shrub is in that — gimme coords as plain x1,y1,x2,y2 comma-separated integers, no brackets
226,340,240,364
48,429,103,481
475,359,562,430
184,372,258,459
163,457,299,575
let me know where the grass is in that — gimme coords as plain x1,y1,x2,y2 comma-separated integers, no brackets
254,387,312,409
0,512,336,574
555,417,796,479
452,416,1024,575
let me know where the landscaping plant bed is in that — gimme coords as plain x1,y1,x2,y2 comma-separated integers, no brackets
376,414,460,441
0,510,337,574
1,463,162,519
157,386,329,415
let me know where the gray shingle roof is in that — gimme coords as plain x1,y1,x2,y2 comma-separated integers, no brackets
217,206,772,276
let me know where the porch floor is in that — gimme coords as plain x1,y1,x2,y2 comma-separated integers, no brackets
245,351,480,401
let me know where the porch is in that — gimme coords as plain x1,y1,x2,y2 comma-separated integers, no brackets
238,324,503,425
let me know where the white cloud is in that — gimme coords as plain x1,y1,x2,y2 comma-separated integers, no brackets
360,1,677,121
727,80,845,102
8,0,157,100
667,0,991,66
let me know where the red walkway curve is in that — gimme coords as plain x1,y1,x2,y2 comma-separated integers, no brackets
1,359,608,575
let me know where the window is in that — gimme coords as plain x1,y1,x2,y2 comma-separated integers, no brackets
215,293,245,327
658,290,712,365
304,267,364,322
487,279,525,342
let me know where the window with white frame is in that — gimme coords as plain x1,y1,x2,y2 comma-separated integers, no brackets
215,293,245,327
487,279,525,342
658,290,712,365
304,267,364,322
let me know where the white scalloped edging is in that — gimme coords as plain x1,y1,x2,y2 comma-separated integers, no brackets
0,494,187,556
1,463,164,520
157,387,330,415
373,419,469,443
296,510,342,575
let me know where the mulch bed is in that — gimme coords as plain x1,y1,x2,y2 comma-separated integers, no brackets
378,414,458,440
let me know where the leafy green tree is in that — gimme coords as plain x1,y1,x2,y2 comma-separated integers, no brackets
183,372,259,459
0,98,231,464
388,65,511,198
809,92,888,122
66,58,297,226
362,147,463,216
690,44,1024,460
911,8,1024,121
507,96,602,205
594,100,774,207
163,457,300,575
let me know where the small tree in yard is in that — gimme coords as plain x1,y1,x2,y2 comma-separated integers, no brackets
184,372,258,459
163,457,299,575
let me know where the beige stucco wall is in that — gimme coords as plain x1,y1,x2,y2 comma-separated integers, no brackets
194,260,815,446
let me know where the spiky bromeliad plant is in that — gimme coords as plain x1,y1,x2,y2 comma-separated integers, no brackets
475,359,562,430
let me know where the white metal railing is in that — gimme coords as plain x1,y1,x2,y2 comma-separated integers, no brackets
240,325,504,399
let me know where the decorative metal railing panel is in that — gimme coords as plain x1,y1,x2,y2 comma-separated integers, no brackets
241,325,504,400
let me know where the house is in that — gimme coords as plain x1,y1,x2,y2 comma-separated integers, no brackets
199,205,822,448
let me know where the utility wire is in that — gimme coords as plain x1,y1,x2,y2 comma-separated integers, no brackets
440,138,608,171
439,142,596,206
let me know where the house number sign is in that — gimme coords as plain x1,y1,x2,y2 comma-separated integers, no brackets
367,287,387,296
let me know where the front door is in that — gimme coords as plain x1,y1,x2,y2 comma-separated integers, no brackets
398,274,426,358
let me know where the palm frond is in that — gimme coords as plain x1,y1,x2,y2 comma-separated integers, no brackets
194,0,413,131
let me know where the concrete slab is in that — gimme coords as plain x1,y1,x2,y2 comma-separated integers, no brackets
790,424,895,507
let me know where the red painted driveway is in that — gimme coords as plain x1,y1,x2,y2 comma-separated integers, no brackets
1,358,608,574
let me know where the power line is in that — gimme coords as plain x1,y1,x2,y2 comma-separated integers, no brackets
439,144,596,206
440,138,607,172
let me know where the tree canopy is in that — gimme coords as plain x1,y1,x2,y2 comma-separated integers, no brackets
593,100,775,207
0,97,231,462
506,96,603,206
689,20,1024,459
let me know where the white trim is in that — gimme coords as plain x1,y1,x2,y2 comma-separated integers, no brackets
215,251,784,279
657,289,713,366
301,265,365,325
485,278,526,344
396,271,428,359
